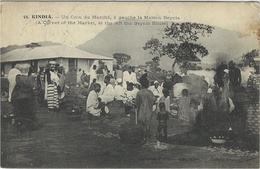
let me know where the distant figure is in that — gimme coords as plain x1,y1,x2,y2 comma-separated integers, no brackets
96,61,105,82
157,102,169,142
157,88,171,112
162,76,174,92
114,78,126,101
215,61,228,88
89,65,97,85
228,61,241,98
171,71,183,86
139,70,149,86
218,69,230,112
8,63,21,102
88,78,97,93
37,65,45,106
123,66,137,89
57,66,66,102
107,70,113,78
136,68,143,82
131,66,137,83
124,82,138,121
178,89,190,121
77,68,83,87
135,77,156,142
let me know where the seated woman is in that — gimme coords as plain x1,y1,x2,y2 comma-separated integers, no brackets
86,83,109,119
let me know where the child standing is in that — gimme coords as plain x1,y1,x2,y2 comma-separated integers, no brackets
157,88,171,112
157,102,169,142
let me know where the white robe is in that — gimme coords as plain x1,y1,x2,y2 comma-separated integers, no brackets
114,84,126,101
86,90,109,116
149,85,163,98
123,71,137,89
89,68,97,84
99,84,115,104
8,68,21,102
77,71,83,84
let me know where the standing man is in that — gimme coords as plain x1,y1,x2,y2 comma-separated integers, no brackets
136,68,143,82
89,65,97,86
37,65,45,106
228,60,241,99
135,77,156,142
8,63,21,102
77,68,83,87
45,61,60,112
11,63,38,127
171,71,183,86
123,66,137,89
215,61,228,88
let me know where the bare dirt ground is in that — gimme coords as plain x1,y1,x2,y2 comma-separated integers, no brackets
1,88,259,168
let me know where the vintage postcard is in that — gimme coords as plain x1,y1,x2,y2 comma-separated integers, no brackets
1,1,259,168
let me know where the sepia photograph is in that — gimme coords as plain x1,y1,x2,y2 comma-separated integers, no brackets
1,1,259,168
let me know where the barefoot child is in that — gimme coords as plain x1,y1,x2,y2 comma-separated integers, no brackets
157,102,169,142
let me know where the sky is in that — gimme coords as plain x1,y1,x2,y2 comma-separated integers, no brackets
1,2,259,48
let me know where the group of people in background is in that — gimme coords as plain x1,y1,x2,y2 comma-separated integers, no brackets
6,58,245,143
85,64,177,142
7,61,66,126
214,60,242,100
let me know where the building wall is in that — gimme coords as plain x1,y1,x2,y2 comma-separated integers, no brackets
2,58,113,76
77,59,91,73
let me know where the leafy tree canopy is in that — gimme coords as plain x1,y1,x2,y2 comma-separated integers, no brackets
25,42,41,48
242,49,259,66
113,53,131,66
144,22,214,70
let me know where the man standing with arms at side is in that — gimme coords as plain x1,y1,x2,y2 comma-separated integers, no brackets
8,63,21,103
135,77,156,142
228,60,241,99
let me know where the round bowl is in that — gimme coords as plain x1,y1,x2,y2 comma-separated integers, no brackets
210,138,226,144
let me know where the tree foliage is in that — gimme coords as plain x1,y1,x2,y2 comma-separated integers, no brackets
113,53,131,66
25,43,41,48
144,22,214,69
242,49,259,66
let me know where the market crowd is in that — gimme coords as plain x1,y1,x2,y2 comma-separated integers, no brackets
6,59,244,142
